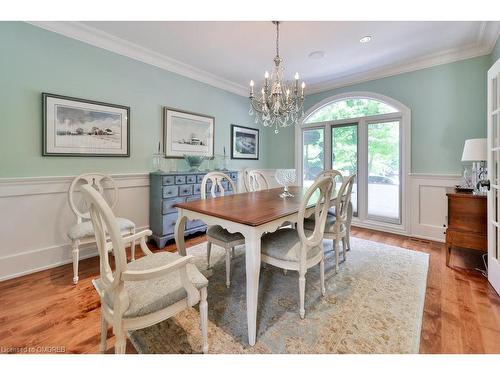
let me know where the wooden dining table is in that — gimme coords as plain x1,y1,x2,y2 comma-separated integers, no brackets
174,185,338,346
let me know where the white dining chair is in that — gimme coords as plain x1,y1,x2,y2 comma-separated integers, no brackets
67,173,136,284
304,174,356,272
260,176,334,319
247,170,269,192
201,172,245,287
81,184,209,354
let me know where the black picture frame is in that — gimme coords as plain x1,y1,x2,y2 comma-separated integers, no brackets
42,93,130,157
230,124,259,160
163,107,215,159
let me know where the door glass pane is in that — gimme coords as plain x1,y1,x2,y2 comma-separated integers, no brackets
302,128,324,187
367,121,401,222
331,124,358,214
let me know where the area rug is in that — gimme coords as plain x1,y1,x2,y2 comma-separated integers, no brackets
129,237,429,354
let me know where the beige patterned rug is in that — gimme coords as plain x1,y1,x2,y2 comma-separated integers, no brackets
129,237,429,354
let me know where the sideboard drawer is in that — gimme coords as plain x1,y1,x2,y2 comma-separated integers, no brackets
230,172,238,181
175,175,186,184
446,229,487,252
162,175,175,185
197,174,205,183
162,213,178,235
162,197,184,215
186,175,197,184
179,184,193,196
193,184,201,195
162,186,179,199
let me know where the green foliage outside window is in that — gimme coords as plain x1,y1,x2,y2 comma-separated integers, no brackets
305,98,397,124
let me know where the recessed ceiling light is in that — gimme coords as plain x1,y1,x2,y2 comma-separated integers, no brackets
360,36,372,43
308,50,326,59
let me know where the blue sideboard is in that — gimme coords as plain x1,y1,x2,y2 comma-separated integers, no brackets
149,170,239,248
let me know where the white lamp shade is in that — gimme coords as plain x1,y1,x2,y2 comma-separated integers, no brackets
461,138,487,162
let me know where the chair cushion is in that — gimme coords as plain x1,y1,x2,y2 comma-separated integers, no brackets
207,225,244,243
68,217,135,240
93,252,208,318
261,228,322,262
303,213,337,232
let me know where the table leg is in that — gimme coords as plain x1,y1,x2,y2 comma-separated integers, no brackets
175,213,188,256
244,231,261,346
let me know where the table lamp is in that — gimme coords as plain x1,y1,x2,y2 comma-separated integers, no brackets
461,138,487,193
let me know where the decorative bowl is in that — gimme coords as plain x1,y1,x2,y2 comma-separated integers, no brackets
183,154,206,171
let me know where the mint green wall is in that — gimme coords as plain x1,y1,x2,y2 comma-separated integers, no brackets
492,37,500,66
0,22,266,178
265,55,490,174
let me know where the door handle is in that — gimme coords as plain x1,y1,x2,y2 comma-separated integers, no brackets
477,179,490,191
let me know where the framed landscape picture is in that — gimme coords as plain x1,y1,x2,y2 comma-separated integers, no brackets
231,124,259,160
163,107,215,158
42,93,130,157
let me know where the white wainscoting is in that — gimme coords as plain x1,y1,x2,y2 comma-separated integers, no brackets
409,173,462,242
0,173,150,281
0,169,461,281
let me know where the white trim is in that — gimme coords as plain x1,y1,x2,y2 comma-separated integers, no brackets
296,91,412,235
0,172,150,281
27,21,248,97
409,174,462,243
0,172,149,197
27,21,500,97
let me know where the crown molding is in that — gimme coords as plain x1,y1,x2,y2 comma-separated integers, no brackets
306,42,491,94
27,21,500,98
27,21,249,97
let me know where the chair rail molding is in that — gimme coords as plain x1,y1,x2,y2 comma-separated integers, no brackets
0,173,150,281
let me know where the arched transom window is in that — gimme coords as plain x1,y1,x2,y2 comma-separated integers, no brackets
305,97,398,123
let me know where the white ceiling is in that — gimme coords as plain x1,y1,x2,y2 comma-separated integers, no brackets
31,21,500,96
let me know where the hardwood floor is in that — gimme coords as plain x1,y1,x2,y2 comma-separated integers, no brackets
0,228,499,354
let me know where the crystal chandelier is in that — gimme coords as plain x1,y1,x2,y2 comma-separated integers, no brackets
249,21,305,134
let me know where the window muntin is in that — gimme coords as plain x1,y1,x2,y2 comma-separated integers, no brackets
332,123,358,214
302,128,325,187
305,98,398,124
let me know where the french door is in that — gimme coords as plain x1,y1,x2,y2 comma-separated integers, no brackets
487,57,500,294
301,113,404,228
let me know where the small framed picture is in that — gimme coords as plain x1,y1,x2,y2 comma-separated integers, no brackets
163,107,215,158
42,93,130,157
231,124,259,160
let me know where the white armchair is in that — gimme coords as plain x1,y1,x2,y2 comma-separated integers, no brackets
67,173,136,284
81,184,208,354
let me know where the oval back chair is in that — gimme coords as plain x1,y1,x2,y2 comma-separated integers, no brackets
81,184,208,354
67,173,136,284
200,171,237,199
247,170,269,192
326,174,356,271
260,176,334,318
200,172,244,287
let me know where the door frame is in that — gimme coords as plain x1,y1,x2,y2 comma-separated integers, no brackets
487,58,500,294
295,91,411,235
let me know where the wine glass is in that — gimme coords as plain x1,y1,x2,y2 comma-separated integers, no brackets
275,169,296,198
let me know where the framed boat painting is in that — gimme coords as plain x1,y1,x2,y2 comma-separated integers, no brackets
231,124,259,160
42,93,130,157
163,107,215,158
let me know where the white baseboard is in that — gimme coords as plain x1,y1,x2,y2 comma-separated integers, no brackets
0,226,149,282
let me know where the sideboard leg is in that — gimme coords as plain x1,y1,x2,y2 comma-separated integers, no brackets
446,245,452,267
